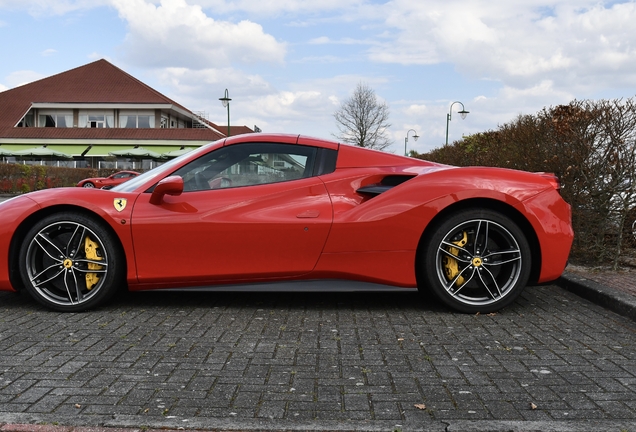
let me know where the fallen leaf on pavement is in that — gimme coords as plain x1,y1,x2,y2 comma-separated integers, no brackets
414,404,426,410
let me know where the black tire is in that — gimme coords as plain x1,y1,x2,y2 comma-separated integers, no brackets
18,212,124,312
421,209,531,313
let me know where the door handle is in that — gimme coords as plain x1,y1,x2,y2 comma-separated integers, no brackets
297,210,320,218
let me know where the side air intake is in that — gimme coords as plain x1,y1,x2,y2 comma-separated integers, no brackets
356,175,415,196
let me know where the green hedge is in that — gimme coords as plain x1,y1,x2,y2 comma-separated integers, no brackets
0,164,126,194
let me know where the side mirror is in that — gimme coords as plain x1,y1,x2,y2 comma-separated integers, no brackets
150,176,184,205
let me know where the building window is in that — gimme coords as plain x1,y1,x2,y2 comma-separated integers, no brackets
40,115,55,127
17,113,34,127
37,110,73,128
89,114,105,128
119,111,155,128
120,115,135,128
138,115,152,128
78,110,114,128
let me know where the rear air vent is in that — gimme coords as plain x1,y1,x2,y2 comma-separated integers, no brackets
356,175,415,196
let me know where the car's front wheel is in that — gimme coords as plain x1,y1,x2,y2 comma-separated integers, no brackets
18,212,124,312
82,182,95,188
421,209,531,313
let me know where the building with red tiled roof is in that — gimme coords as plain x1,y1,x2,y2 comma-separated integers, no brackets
0,59,253,168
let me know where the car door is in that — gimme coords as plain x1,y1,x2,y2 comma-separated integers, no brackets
130,142,334,285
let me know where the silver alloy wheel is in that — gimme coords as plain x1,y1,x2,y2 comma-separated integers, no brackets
434,218,523,307
83,183,95,188
24,220,110,307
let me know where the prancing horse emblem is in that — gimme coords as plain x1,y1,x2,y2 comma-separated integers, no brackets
114,198,127,212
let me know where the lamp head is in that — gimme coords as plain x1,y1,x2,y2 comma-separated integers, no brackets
219,89,231,108
458,110,469,120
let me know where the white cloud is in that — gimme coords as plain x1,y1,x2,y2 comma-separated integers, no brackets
358,0,636,153
151,68,388,139
155,66,274,104
111,0,286,69
292,55,346,64
0,0,109,16
388,77,579,155
308,36,331,45
4,70,46,88
308,36,372,45
152,67,334,133
41,48,57,56
188,0,365,16
87,52,113,62
371,0,636,95
403,103,430,118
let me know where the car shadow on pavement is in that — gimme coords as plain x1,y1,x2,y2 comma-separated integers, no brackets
0,286,450,314
116,288,449,313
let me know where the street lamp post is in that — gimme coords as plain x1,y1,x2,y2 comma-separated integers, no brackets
445,101,469,145
219,89,232,137
405,129,419,156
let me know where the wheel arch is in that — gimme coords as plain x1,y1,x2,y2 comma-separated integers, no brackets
415,198,542,288
8,204,127,293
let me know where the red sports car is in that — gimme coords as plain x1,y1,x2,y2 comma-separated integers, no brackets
77,170,140,189
0,134,573,313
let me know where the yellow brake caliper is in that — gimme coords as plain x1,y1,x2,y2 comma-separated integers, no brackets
442,231,468,287
84,237,103,290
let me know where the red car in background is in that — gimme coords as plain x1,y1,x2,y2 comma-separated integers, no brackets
77,170,140,189
0,133,573,313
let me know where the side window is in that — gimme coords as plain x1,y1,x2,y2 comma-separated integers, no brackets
172,143,317,192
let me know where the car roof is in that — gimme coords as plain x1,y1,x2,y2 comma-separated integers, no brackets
222,133,340,151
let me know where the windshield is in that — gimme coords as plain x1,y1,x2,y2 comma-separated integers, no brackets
111,142,217,193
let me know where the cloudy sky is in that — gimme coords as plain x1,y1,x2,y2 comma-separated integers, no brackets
0,0,634,155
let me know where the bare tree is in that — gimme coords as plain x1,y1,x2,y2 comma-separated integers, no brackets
333,82,392,150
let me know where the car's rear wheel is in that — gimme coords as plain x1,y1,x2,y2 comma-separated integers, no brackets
421,209,531,313
83,182,95,188
18,212,124,312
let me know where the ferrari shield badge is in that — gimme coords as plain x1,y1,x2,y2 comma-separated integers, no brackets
114,198,127,212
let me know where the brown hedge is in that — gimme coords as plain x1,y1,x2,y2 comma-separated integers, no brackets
0,165,123,194
417,98,636,267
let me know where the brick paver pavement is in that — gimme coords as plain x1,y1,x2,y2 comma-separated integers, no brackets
0,284,635,432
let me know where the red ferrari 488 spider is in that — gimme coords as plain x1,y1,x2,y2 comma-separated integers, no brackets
0,134,573,313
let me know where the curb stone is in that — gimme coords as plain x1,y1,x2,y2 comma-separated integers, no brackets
557,270,636,321
3,420,636,432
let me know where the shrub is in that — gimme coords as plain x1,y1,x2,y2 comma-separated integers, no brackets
417,98,636,268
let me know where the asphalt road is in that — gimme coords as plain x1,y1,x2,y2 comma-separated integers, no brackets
0,285,635,432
